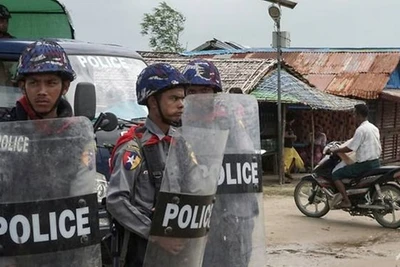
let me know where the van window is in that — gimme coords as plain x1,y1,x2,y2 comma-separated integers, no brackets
69,56,148,121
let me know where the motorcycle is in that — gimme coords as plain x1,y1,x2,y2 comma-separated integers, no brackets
294,141,400,228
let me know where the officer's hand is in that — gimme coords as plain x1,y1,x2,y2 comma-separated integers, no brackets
151,236,186,255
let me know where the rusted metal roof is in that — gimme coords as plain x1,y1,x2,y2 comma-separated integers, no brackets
306,74,335,91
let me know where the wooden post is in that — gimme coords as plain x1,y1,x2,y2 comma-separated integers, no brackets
311,111,315,171
279,105,287,184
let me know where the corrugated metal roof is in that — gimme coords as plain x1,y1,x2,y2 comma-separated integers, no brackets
370,54,400,73
325,73,357,96
306,74,335,91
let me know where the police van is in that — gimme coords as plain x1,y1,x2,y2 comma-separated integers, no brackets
0,38,147,177
0,39,148,266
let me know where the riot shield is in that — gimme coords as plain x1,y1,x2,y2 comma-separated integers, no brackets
143,95,229,267
0,117,101,267
189,94,266,267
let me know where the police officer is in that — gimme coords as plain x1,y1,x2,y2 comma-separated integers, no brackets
1,40,99,266
0,4,14,38
183,59,259,267
107,63,188,267
9,38,95,214
10,40,75,120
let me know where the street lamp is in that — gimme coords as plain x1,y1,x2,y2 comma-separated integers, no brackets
265,0,297,9
263,0,297,184
268,5,281,22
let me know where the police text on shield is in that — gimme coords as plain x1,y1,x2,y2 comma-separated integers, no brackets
0,135,29,152
163,203,214,230
0,207,90,244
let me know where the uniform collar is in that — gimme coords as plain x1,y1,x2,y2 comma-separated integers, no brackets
145,117,175,140
16,96,73,120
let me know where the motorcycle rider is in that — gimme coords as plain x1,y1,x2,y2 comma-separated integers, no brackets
327,104,381,208
183,59,259,267
0,4,14,38
106,63,188,267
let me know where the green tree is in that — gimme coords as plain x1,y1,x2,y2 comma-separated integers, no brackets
140,2,186,53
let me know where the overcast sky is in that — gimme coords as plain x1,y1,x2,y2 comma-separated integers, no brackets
60,0,400,51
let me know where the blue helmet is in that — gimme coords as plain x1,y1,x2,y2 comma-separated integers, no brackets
16,40,75,81
136,63,188,105
182,59,222,92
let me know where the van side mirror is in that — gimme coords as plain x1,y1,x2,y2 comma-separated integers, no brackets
74,82,96,120
93,112,118,132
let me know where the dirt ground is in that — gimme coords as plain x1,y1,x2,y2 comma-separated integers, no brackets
263,186,400,267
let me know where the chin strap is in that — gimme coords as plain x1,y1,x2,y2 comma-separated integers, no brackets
23,86,64,119
155,98,182,127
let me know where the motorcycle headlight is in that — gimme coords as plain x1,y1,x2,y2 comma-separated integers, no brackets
96,173,108,203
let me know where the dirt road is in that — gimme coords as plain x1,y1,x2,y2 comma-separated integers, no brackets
264,194,400,267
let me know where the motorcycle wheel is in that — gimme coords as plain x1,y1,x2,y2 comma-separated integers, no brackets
372,184,400,229
294,179,330,218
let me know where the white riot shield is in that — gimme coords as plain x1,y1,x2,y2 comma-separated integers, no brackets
0,117,101,267
143,95,229,267
186,94,266,267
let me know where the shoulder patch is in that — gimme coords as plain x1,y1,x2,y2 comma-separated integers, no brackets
123,150,141,171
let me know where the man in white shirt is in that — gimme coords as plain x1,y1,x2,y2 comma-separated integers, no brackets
328,104,381,208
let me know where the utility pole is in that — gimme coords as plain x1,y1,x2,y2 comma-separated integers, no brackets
263,0,297,184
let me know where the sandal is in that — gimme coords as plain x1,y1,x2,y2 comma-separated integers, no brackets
284,173,294,184
334,201,352,209
284,173,293,179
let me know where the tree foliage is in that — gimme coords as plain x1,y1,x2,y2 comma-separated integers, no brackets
140,2,186,52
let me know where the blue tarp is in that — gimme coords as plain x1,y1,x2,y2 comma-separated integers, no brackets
386,64,400,89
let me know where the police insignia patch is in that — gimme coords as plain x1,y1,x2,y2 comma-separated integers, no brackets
123,150,141,170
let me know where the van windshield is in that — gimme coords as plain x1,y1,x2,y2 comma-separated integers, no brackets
69,55,148,121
